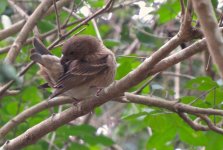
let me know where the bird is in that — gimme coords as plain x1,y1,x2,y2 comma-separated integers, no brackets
31,35,116,100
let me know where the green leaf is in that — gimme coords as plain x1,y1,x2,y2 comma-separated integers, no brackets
185,76,218,91
147,127,176,150
103,39,120,49
37,20,54,33
94,135,114,146
135,26,164,48
115,58,132,80
178,124,207,145
70,124,97,136
212,0,218,8
205,88,223,105
0,62,18,83
0,0,7,14
205,131,223,150
156,0,180,24
21,86,43,103
180,96,198,104
70,142,89,150
6,101,18,115
122,112,150,121
87,0,104,8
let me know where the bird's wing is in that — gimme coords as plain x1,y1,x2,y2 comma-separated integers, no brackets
50,56,109,98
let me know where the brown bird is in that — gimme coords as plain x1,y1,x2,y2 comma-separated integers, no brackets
31,35,116,100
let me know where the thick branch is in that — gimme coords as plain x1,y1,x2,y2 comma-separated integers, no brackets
149,39,206,75
192,0,223,78
1,25,187,150
0,20,25,41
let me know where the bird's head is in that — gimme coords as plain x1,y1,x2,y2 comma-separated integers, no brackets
61,35,101,64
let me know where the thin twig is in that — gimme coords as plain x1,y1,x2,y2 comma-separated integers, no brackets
188,86,217,105
134,73,160,94
53,0,62,37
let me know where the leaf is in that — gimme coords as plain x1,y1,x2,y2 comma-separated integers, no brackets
147,127,176,150
0,0,7,14
135,26,164,48
122,112,150,121
156,0,180,24
87,0,104,8
37,20,54,33
104,39,120,49
185,76,218,91
205,88,223,105
115,58,132,80
94,135,114,146
180,96,198,104
205,131,223,150
178,124,207,145
70,142,89,150
22,86,43,103
0,62,19,83
212,0,218,8
70,124,97,136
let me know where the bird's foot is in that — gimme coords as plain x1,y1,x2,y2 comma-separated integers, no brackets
96,88,103,97
72,97,81,106
51,113,56,118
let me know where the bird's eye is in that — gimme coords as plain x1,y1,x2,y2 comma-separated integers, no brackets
69,51,74,55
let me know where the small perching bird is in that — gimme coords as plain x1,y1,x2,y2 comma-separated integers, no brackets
31,35,116,100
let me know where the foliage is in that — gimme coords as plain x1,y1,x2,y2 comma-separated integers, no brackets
0,0,223,150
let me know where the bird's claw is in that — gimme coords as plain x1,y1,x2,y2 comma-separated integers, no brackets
96,88,103,97
72,97,81,105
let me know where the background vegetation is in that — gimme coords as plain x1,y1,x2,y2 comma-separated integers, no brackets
0,0,223,149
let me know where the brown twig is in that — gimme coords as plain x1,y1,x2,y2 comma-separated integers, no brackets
4,0,54,64
134,73,160,94
178,112,208,131
0,18,85,55
53,0,62,37
8,0,29,19
125,93,223,116
48,0,115,49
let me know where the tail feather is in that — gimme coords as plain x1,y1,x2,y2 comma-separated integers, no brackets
33,38,51,55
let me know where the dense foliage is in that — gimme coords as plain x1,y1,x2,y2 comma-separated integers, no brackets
0,0,223,150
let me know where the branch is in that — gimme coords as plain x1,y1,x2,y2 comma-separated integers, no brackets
8,0,29,19
192,0,223,78
0,20,25,41
148,39,206,75
198,114,223,134
47,0,115,49
0,0,202,148
0,18,84,55
125,93,223,116
4,0,54,64
53,0,62,37
0,0,72,41
0,18,190,150
178,112,209,131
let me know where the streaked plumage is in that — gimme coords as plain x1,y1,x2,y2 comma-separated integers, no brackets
31,35,116,99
